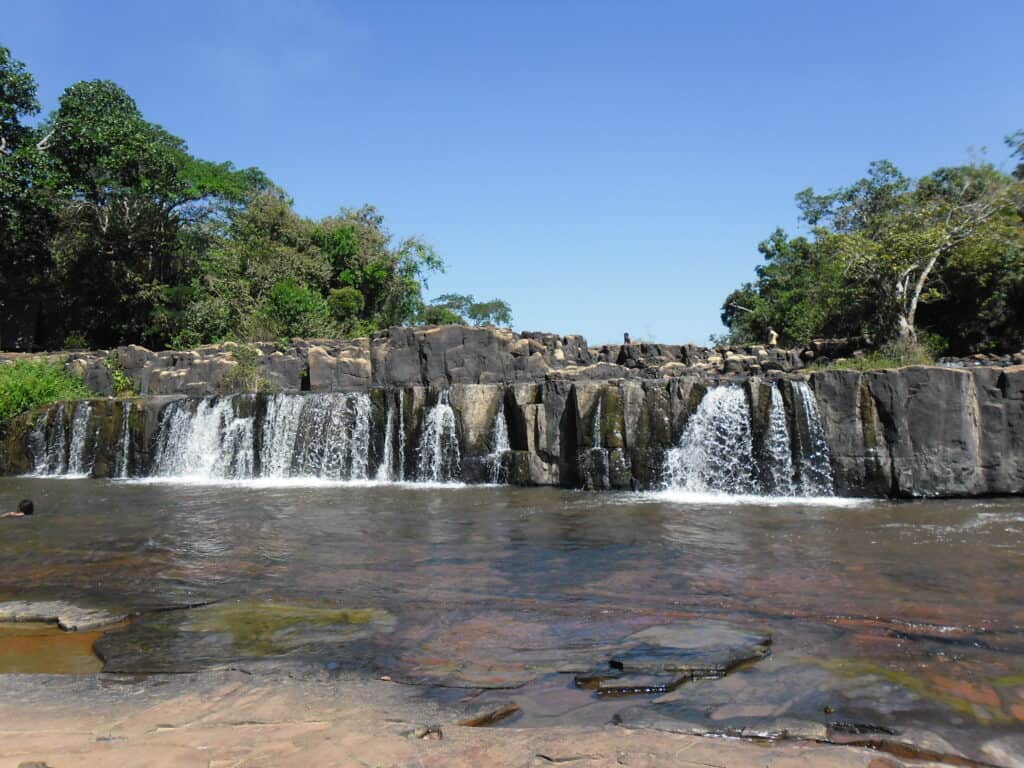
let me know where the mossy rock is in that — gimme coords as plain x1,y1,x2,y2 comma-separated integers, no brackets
95,599,395,673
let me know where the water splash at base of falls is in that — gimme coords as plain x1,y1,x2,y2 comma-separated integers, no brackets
416,391,461,483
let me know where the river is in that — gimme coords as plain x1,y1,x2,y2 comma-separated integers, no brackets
1,477,1022,759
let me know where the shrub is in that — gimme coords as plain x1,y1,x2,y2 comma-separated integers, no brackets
262,280,332,338
104,352,136,396
0,360,93,433
814,338,934,371
328,286,365,323
222,344,273,393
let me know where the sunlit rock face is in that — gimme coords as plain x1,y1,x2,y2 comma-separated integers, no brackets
2,326,1022,497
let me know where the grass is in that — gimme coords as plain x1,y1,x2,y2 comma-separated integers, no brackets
811,339,934,372
0,359,92,433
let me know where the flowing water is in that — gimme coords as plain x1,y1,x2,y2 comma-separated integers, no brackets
415,390,461,482
7,380,1024,759
1,479,1022,745
486,405,511,483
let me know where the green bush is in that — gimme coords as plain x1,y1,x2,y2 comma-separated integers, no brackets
813,339,935,371
328,286,365,323
104,352,136,396
0,360,93,432
222,344,273,393
263,280,332,338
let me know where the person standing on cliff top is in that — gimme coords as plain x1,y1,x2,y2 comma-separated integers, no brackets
768,328,779,347
623,332,631,345
1,499,33,518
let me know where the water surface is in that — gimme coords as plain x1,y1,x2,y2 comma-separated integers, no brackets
1,478,1022,751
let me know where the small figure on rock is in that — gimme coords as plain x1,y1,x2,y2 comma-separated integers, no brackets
623,332,632,345
767,327,779,347
1,499,34,518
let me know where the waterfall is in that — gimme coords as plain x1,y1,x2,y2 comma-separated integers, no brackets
486,404,511,483
153,397,256,480
662,382,834,497
260,394,307,477
375,391,406,482
29,404,67,476
793,381,835,495
663,386,759,494
115,401,133,478
416,390,461,482
592,398,602,448
66,402,94,476
289,393,372,480
765,386,797,495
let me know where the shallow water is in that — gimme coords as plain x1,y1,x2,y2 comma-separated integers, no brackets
1,478,1023,749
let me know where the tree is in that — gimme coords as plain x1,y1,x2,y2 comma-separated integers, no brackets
1009,130,1024,181
424,293,513,327
797,160,1022,342
263,279,331,338
0,46,59,305
317,205,444,329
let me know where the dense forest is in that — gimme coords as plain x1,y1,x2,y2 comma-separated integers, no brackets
720,137,1024,356
0,45,510,351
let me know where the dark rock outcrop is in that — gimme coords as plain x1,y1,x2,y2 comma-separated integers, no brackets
2,327,1022,498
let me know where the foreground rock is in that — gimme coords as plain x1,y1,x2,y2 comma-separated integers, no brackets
0,601,125,632
575,622,772,696
614,660,1024,767
0,667,953,768
93,600,395,674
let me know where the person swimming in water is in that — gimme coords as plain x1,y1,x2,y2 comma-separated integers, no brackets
1,499,33,518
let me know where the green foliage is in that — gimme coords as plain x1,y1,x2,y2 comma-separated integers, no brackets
425,293,513,326
812,339,934,371
103,352,136,396
419,305,463,325
62,331,89,349
0,359,92,431
1008,130,1024,181
263,279,331,339
0,45,506,352
722,156,1024,353
328,286,365,324
221,344,272,393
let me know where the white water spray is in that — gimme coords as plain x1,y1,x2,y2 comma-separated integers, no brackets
416,390,461,482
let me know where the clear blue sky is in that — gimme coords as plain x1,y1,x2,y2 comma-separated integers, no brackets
5,1,1022,345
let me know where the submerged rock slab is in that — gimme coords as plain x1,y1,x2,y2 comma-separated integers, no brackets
0,600,125,631
575,621,772,696
614,660,1024,767
94,600,395,674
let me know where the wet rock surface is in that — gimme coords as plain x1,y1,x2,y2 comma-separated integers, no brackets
0,600,125,631
575,622,772,696
93,600,395,674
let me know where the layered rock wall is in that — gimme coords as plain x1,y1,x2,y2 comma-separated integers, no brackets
2,327,1022,497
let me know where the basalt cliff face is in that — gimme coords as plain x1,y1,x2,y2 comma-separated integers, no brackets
2,326,1022,498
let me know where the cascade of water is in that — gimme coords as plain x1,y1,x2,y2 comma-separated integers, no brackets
375,391,406,482
260,394,306,477
662,387,759,494
592,398,602,448
29,405,67,476
115,401,133,478
486,404,511,483
376,397,396,481
65,402,94,476
765,386,797,495
396,394,405,481
153,397,255,479
289,393,372,480
416,390,461,482
793,381,835,495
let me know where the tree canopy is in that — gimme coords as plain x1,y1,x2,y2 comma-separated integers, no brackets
0,45,510,350
720,147,1024,355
